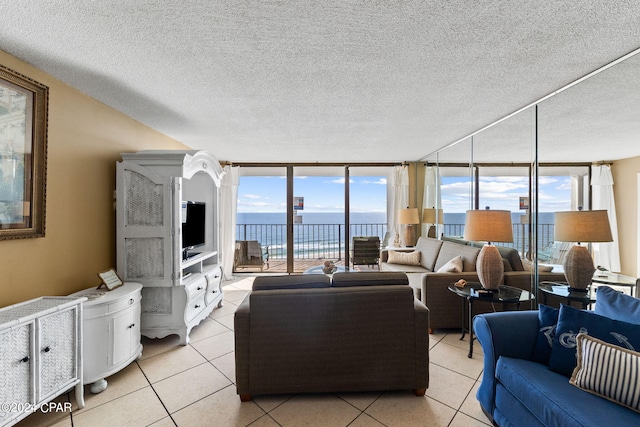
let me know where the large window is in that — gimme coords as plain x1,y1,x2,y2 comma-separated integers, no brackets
235,165,390,273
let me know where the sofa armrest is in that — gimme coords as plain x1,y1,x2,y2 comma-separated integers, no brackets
234,294,251,396
380,249,389,263
473,311,539,418
414,300,430,388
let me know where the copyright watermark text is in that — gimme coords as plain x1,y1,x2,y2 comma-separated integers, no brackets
1,402,72,414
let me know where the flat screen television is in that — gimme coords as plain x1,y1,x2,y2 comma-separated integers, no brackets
181,201,206,256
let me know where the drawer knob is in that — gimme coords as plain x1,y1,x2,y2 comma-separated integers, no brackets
21,356,29,363
43,346,51,353
129,298,134,304
197,286,203,291
194,304,201,309
128,323,135,329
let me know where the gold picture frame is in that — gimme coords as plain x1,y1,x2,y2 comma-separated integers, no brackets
0,64,48,240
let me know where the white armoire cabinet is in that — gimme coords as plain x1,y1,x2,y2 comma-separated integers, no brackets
116,150,225,345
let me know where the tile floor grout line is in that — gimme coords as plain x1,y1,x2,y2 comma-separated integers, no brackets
134,359,175,423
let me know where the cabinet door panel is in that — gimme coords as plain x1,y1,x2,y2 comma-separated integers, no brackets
38,308,77,401
0,323,34,422
111,308,138,366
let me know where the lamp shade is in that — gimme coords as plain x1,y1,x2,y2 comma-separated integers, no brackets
463,210,513,243
554,210,613,243
398,208,420,225
422,208,444,224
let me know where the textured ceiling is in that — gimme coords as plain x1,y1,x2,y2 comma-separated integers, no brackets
1,1,640,163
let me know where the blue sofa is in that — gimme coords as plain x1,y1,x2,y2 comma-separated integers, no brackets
474,286,640,427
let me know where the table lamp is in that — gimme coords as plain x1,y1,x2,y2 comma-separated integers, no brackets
554,209,612,290
463,209,513,290
423,208,444,238
398,208,420,247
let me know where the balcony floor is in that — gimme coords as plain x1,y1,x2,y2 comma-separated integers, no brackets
233,258,380,274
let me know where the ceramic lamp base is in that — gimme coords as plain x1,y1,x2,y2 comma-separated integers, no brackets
563,245,595,290
476,245,504,290
403,224,416,247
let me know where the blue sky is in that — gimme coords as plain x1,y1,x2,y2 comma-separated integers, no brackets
237,176,387,213
442,175,573,213
237,174,572,214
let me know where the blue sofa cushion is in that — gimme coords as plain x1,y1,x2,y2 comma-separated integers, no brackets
530,304,559,365
549,304,640,377
595,286,640,325
496,356,640,426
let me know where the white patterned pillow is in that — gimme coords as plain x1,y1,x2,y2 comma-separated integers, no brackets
436,256,463,273
570,333,640,413
387,250,421,266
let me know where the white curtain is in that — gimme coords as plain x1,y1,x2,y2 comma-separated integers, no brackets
387,165,409,246
220,166,239,280
423,165,442,236
591,164,621,272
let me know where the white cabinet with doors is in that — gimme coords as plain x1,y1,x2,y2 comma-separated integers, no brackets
69,282,143,393
0,297,85,427
115,150,224,345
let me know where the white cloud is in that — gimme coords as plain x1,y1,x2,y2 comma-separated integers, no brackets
243,193,266,200
361,178,387,185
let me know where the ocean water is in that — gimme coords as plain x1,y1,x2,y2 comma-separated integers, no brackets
237,211,555,225
235,212,556,259
237,212,386,225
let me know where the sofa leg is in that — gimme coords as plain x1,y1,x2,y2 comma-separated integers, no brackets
414,388,426,396
240,393,252,402
429,328,434,334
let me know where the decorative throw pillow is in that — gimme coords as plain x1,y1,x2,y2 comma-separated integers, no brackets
570,333,640,413
436,256,463,273
595,286,640,325
387,250,421,266
530,304,559,365
522,259,554,272
548,304,640,377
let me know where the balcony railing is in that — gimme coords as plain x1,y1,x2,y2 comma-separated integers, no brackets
235,222,556,261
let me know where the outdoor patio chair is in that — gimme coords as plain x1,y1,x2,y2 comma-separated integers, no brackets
351,236,381,270
234,240,269,271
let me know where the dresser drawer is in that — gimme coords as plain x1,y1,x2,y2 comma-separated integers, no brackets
205,266,223,305
185,278,207,301
108,291,142,314
184,293,207,323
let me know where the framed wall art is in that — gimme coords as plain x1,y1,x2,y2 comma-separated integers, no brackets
0,64,48,240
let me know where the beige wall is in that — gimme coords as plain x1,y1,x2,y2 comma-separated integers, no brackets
0,50,189,306
613,156,640,277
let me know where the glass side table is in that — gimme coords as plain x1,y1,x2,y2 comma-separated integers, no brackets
448,282,534,358
538,282,596,309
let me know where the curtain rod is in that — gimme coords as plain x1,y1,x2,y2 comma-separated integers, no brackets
222,161,405,167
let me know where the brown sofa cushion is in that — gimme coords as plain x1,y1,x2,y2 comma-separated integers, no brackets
414,237,443,271
253,274,331,290
434,241,480,272
332,272,409,287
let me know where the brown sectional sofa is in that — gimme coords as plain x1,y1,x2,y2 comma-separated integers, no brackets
234,272,429,401
380,236,565,331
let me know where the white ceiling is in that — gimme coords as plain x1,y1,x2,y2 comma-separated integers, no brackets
1,1,640,163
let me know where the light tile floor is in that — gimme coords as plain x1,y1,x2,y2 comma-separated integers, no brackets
16,276,492,427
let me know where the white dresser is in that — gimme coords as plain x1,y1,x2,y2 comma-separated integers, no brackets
69,282,143,393
0,297,85,427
